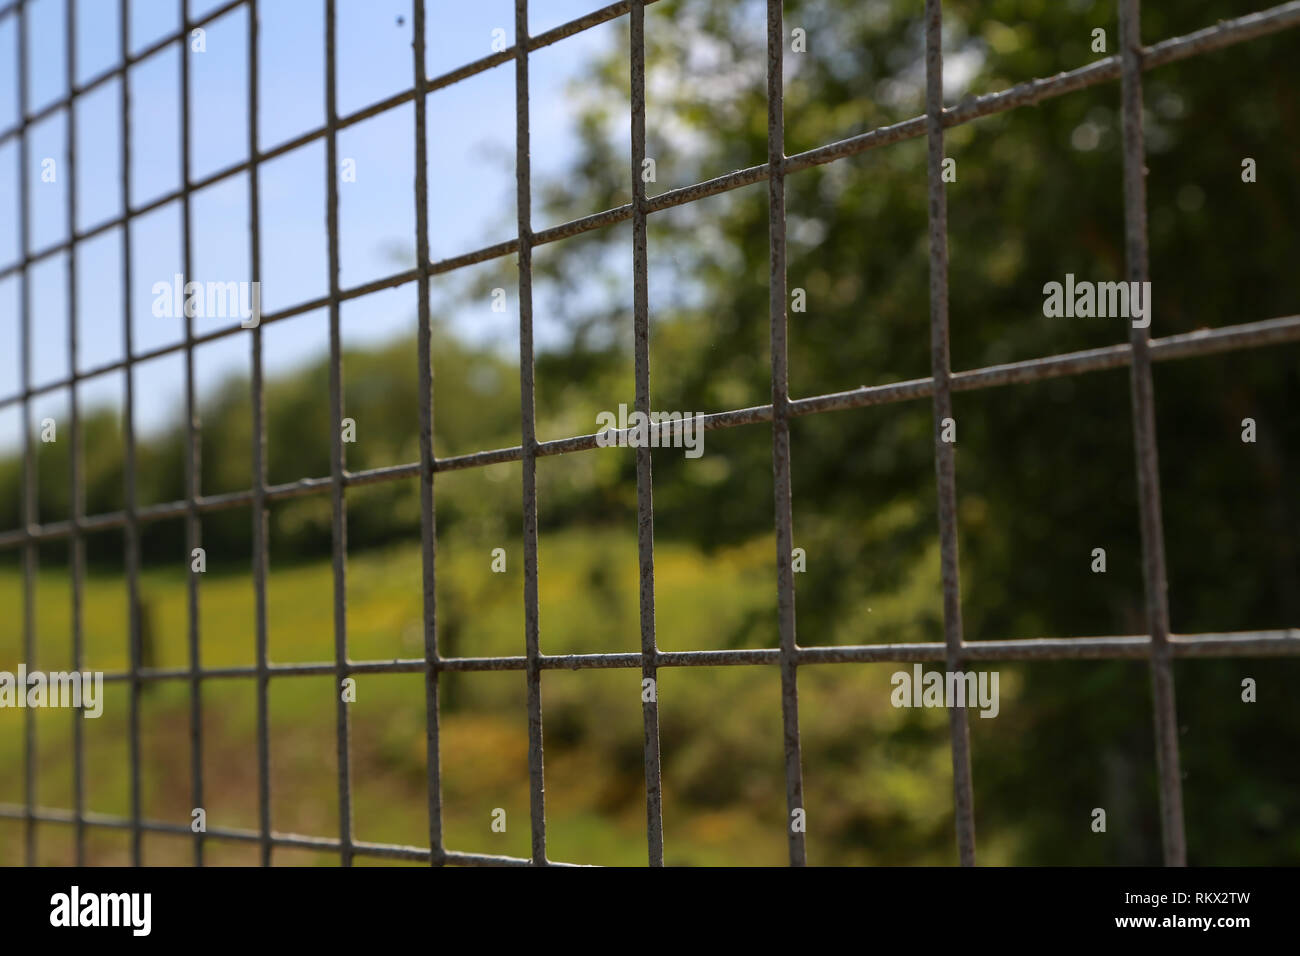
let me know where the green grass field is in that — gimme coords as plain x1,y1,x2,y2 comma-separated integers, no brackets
0,526,978,866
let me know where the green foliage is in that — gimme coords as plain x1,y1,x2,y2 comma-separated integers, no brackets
520,0,1300,862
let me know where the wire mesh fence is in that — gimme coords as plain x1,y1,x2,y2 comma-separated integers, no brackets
1,0,1299,867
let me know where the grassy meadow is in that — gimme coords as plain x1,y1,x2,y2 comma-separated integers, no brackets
0,517,982,867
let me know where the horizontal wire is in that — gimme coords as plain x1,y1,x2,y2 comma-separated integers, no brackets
0,312,1296,551
33,629,1296,685
0,0,245,153
0,806,584,866
1,0,1297,408
0,0,659,289
0,0,659,151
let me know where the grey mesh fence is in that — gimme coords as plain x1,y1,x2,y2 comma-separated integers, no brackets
1,0,1299,867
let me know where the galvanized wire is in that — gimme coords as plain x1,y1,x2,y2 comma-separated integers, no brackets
2,0,1299,868
324,0,355,868
178,0,206,868
15,0,35,869
630,0,666,868
1118,0,1186,868
411,0,446,869
63,0,85,867
248,0,273,868
766,0,807,868
924,0,976,868
114,0,145,868
514,0,549,867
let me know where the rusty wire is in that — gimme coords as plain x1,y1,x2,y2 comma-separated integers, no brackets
1,0,1299,867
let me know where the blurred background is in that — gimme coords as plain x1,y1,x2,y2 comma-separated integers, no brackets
0,0,1298,866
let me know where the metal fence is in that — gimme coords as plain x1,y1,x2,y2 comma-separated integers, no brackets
2,0,1299,867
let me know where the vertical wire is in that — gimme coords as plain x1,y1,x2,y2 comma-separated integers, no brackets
411,0,445,866
923,0,977,866
766,0,807,868
629,0,664,868
179,0,205,868
324,0,354,867
64,0,86,866
248,0,273,867
16,0,37,869
119,0,144,867
1118,0,1186,867
514,0,548,865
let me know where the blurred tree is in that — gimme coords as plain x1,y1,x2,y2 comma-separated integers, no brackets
514,0,1300,863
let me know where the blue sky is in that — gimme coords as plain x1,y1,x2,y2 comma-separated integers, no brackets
0,0,629,450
